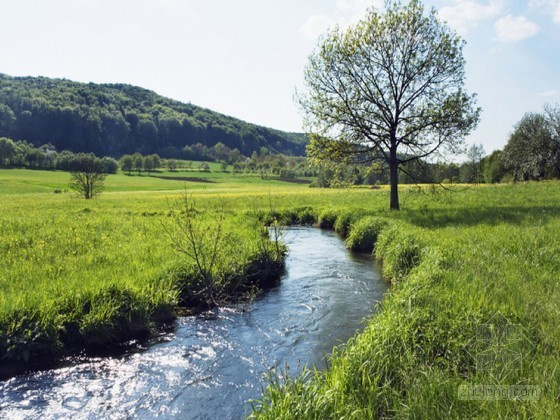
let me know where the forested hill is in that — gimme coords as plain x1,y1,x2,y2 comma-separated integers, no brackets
0,74,308,158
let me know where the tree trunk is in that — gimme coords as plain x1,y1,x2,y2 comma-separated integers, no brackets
389,148,400,210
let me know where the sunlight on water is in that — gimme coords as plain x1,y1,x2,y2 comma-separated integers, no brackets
0,228,388,419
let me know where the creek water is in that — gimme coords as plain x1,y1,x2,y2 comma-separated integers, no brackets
0,227,388,419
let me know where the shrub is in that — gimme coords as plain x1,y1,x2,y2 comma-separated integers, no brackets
345,216,387,252
375,224,424,282
333,209,368,237
294,207,316,225
317,208,338,229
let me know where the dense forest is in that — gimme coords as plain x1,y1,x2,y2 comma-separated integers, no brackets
0,74,308,158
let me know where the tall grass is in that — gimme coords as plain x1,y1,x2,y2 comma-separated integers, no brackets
2,169,559,418
0,185,286,369
251,182,560,419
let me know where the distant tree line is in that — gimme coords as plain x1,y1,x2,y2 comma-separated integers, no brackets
313,104,560,187
0,74,307,160
310,153,486,188
119,147,316,179
119,153,162,175
231,151,316,179
0,137,118,173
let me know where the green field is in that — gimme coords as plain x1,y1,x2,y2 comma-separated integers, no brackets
1,168,559,417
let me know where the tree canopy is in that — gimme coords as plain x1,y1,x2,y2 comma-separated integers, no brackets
0,74,307,159
302,0,480,209
68,154,107,199
502,106,560,181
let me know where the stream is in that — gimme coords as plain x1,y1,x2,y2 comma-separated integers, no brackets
0,227,388,419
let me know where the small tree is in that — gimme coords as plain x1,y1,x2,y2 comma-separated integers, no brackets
101,156,119,174
481,150,506,184
133,152,144,175
466,143,485,183
301,0,480,209
151,154,161,170
167,158,178,172
0,137,17,166
69,154,106,199
120,154,134,175
143,154,155,175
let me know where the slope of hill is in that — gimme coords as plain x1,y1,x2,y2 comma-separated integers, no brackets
0,74,308,158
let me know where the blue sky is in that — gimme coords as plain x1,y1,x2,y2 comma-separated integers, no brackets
1,1,559,155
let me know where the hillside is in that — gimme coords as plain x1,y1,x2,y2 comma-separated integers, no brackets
0,74,308,158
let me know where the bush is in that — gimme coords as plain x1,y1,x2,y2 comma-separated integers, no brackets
257,207,316,226
317,208,338,229
294,207,317,225
333,209,368,237
375,224,424,282
164,196,287,309
345,216,387,252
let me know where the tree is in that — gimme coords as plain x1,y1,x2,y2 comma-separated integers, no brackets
167,158,179,172
544,103,560,176
69,154,106,199
120,154,134,175
465,143,485,183
101,156,119,174
133,152,144,175
481,150,506,183
213,142,228,161
229,148,243,163
301,0,480,209
150,154,161,169
198,161,210,172
0,137,17,166
0,105,16,136
502,111,560,181
143,154,155,175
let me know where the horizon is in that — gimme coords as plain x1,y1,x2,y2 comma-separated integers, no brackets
2,0,559,155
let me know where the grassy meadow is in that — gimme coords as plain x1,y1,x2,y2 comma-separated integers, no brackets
252,182,560,419
1,167,559,417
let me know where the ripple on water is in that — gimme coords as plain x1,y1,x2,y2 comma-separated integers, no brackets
0,228,388,419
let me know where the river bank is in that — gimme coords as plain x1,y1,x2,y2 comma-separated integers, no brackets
2,172,559,418
0,228,387,418
252,186,560,419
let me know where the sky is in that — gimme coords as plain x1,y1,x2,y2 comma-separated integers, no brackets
1,0,559,155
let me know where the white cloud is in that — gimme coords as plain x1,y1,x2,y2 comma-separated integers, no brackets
529,0,560,23
494,15,540,42
335,0,384,28
298,15,336,40
439,0,504,34
299,0,383,41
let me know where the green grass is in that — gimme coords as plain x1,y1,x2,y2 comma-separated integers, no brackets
0,166,312,195
0,168,296,365
251,181,560,419
1,168,559,418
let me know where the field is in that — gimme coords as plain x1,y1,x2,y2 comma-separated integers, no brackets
1,167,559,417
